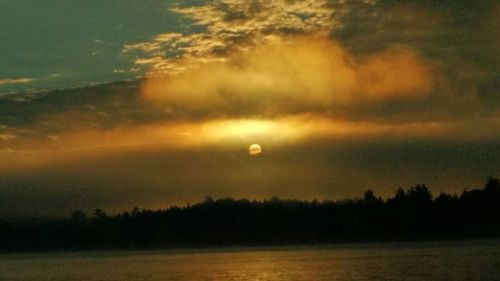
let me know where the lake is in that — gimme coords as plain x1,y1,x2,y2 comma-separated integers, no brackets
1,240,499,281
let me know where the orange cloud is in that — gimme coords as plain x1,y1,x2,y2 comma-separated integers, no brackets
141,38,436,117
357,47,434,100
4,114,497,167
141,39,355,114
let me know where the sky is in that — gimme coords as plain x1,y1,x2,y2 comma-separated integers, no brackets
0,0,499,218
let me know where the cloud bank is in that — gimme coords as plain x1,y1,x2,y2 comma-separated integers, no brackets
141,39,436,118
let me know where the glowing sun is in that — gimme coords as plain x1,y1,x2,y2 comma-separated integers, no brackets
249,144,262,156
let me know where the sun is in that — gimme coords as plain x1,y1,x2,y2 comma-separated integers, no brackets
249,144,262,156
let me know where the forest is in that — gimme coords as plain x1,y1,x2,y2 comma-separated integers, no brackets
0,177,499,251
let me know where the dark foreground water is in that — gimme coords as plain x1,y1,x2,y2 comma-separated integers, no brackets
1,240,500,281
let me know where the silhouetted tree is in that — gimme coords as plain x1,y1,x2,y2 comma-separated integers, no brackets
485,177,500,191
408,184,433,206
131,207,140,217
363,190,376,202
388,187,408,206
70,210,87,222
93,209,107,220
1,177,499,251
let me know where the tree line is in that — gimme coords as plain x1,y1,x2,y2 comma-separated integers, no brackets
0,177,499,251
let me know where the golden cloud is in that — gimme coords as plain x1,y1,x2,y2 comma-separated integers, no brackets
125,0,340,75
171,0,337,35
1,93,498,177
0,77,33,85
357,47,434,100
4,114,497,162
141,38,436,116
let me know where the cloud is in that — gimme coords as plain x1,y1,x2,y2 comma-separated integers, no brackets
141,38,436,117
123,42,161,53
124,0,344,74
2,112,498,172
0,77,33,85
356,47,434,99
335,0,500,108
171,0,338,35
0,133,16,141
119,0,499,118
1,124,498,218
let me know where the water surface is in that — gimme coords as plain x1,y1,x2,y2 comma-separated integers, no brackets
1,240,499,281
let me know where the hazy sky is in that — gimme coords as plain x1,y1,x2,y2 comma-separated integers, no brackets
0,0,499,218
